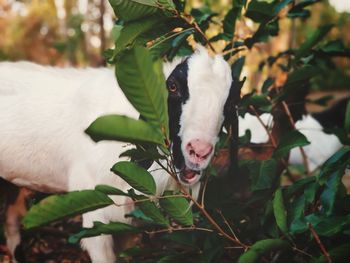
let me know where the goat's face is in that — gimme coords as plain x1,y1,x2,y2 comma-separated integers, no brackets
165,47,232,186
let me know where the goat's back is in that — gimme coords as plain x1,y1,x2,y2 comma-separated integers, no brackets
0,62,137,192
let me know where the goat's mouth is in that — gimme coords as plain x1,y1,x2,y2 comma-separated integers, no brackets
178,167,201,185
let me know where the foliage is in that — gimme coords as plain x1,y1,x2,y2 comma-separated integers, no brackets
23,0,350,262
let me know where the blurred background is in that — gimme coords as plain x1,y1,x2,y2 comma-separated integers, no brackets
0,0,349,92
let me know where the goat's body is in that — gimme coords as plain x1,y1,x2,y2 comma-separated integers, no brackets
239,113,343,171
0,62,137,192
0,62,149,262
0,47,229,262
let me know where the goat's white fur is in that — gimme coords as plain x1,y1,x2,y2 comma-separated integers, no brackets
0,47,231,262
180,46,232,172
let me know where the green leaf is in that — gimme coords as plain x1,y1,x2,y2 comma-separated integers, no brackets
314,215,350,237
246,159,277,191
245,0,274,23
111,24,123,42
287,0,318,19
126,208,154,223
288,195,305,225
95,184,130,196
285,176,316,198
295,24,333,60
318,146,350,184
69,221,139,244
159,191,193,226
85,114,164,145
273,130,310,158
23,190,113,229
115,45,168,135
113,16,161,59
119,147,165,162
285,66,319,87
111,161,156,195
240,93,272,113
129,190,169,226
314,243,350,263
238,239,289,263
245,0,292,23
109,0,175,22
231,56,246,80
320,168,345,216
273,188,288,234
345,101,350,132
223,6,242,38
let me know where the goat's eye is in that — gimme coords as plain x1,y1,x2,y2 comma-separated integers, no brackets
169,83,177,93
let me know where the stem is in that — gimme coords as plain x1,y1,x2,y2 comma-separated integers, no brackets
249,105,277,147
281,101,310,174
308,223,332,263
149,28,194,50
145,226,215,235
113,194,185,207
188,193,248,248
217,209,239,241
179,14,216,53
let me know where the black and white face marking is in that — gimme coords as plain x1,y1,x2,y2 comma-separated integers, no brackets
165,46,233,186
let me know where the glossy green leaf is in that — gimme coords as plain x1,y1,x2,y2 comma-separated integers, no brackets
245,0,274,23
23,190,113,229
69,221,139,243
295,24,333,60
283,65,319,92
245,0,292,23
231,56,246,80
287,0,318,19
111,161,156,195
85,114,164,145
119,147,165,162
223,6,242,38
273,188,288,234
315,215,350,237
238,239,289,263
320,168,345,216
247,159,277,191
318,146,350,184
115,46,168,134
273,130,310,158
314,243,350,263
108,0,175,22
159,191,193,226
95,184,130,196
345,101,350,132
113,16,160,58
129,190,170,226
288,195,305,225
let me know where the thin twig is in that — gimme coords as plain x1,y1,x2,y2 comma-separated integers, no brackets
178,14,216,53
149,28,194,49
200,173,209,208
281,101,310,174
308,223,332,263
217,209,238,241
113,194,186,207
145,226,215,235
249,105,277,147
292,246,313,258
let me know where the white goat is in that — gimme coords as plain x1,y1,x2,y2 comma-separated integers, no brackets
0,47,233,263
239,112,344,171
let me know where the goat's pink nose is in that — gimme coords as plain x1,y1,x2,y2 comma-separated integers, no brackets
186,140,213,164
